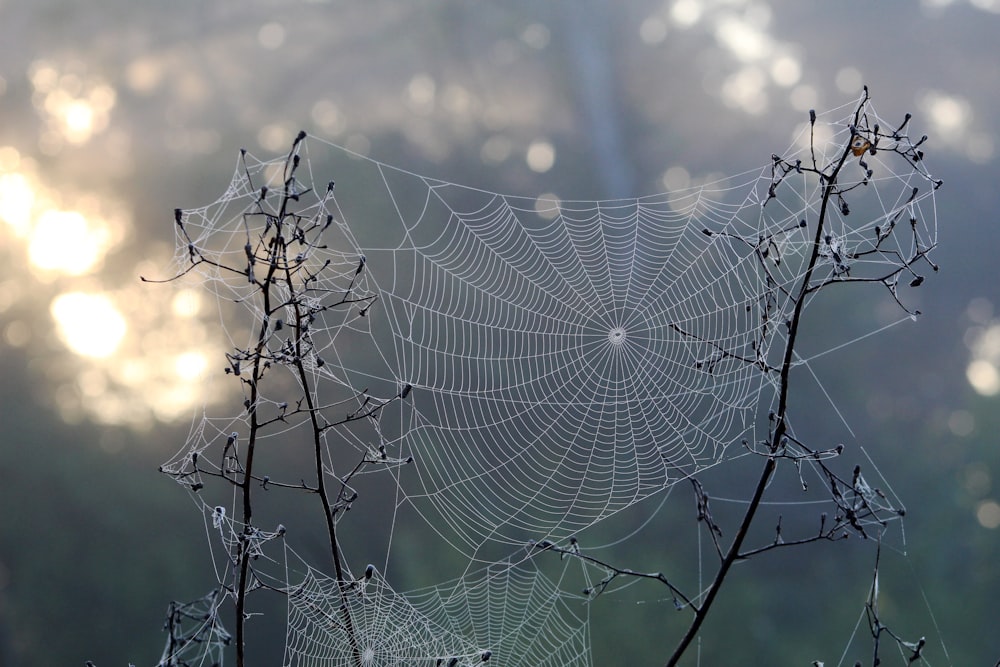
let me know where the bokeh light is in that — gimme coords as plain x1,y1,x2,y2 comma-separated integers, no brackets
976,499,1000,529
0,130,229,427
41,274,230,427
919,89,995,163
965,298,1000,396
526,139,556,172
534,192,561,220
0,150,128,280
258,22,287,50
51,291,128,358
29,60,116,152
0,170,35,236
29,210,111,276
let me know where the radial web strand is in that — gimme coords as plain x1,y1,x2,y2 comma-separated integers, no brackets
300,99,936,554
155,93,940,666
284,552,589,667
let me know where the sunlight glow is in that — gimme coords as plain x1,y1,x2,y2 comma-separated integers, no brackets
51,292,127,358
1,152,128,285
63,99,95,137
42,277,231,427
174,351,208,381
29,60,116,150
29,209,109,275
0,171,36,235
171,289,203,318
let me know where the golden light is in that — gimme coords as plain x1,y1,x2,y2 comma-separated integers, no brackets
0,63,234,430
29,209,110,276
50,291,127,358
171,288,203,318
0,171,36,236
39,277,235,428
62,99,95,142
174,351,208,381
29,60,116,148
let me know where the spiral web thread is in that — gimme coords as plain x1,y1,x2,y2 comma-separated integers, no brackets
157,94,938,666
309,97,937,554
284,554,589,667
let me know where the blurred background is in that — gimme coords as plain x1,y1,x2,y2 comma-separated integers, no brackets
0,0,998,665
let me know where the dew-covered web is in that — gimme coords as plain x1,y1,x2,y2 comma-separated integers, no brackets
283,552,588,667
305,101,936,555
155,93,940,666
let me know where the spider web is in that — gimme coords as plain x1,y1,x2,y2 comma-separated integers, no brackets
283,553,589,667
301,99,937,555
156,94,940,666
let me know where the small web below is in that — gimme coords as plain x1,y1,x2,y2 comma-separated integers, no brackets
282,552,588,667
156,94,941,666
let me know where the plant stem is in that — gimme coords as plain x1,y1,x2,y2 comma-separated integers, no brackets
664,122,858,667
286,275,365,667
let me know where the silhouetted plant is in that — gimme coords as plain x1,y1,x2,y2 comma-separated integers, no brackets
134,88,941,667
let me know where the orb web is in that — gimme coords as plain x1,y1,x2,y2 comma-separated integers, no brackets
283,556,589,667
300,100,934,553
157,93,939,666
160,96,939,555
